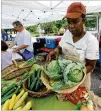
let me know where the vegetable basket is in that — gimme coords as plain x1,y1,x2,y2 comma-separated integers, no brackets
1,61,32,80
23,79,53,97
41,56,86,94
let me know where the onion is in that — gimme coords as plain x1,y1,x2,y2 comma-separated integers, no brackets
80,105,88,111
87,104,94,111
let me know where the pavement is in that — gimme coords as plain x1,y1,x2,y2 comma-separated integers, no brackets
91,68,101,97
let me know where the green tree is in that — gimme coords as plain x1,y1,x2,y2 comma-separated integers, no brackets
26,25,38,33
41,22,54,34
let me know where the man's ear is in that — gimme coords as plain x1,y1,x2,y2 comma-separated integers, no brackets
83,24,86,31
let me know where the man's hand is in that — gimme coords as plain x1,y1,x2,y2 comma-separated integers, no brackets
12,49,17,53
12,45,28,53
46,46,61,62
46,50,56,62
8,41,16,48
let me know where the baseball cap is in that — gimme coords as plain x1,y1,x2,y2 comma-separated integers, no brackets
64,2,86,19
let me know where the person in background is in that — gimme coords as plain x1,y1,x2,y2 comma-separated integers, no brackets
8,21,34,61
1,30,8,41
1,40,13,70
47,2,101,109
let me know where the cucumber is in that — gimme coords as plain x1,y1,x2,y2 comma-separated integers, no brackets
30,77,37,90
30,71,36,85
1,92,15,104
36,69,41,78
2,87,16,98
34,78,41,92
28,77,31,89
1,86,20,104
1,83,17,97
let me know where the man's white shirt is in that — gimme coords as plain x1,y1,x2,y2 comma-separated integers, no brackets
15,28,33,53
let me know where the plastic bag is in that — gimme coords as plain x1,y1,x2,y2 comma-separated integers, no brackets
62,42,79,58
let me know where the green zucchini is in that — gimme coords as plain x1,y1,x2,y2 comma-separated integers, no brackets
28,76,31,89
34,78,41,92
1,86,20,104
36,69,41,78
1,83,17,97
30,71,36,84
30,77,37,90
1,92,14,104
2,87,16,98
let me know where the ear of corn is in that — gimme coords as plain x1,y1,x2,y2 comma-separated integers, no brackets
13,92,28,110
15,89,25,103
2,99,10,110
22,101,32,110
9,94,16,110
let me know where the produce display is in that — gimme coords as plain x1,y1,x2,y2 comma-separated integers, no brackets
2,89,32,110
27,65,43,92
1,70,30,104
1,56,95,110
1,83,21,104
43,56,86,92
57,86,94,110
23,64,52,97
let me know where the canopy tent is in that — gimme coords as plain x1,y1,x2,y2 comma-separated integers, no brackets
1,0,101,29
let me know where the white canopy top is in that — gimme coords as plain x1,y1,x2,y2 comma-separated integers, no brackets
1,0,101,29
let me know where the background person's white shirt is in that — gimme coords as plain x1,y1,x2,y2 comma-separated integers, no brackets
15,28,33,53
59,30,99,62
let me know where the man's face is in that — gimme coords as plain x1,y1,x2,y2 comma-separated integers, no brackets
67,17,84,36
13,24,21,32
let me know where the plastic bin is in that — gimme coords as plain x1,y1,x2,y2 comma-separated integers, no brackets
45,38,57,49
36,38,45,44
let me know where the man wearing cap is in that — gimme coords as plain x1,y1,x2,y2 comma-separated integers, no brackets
47,2,99,90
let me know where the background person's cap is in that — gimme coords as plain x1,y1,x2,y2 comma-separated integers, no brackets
64,2,86,19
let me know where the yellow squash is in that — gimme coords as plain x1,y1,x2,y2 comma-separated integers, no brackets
2,99,9,110
15,89,25,103
9,94,16,110
15,106,22,110
22,101,32,110
13,92,28,110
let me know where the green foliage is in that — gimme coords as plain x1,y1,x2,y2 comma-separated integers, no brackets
54,19,68,29
26,19,68,36
85,16,97,30
40,22,54,34
26,14,98,36
26,25,38,33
